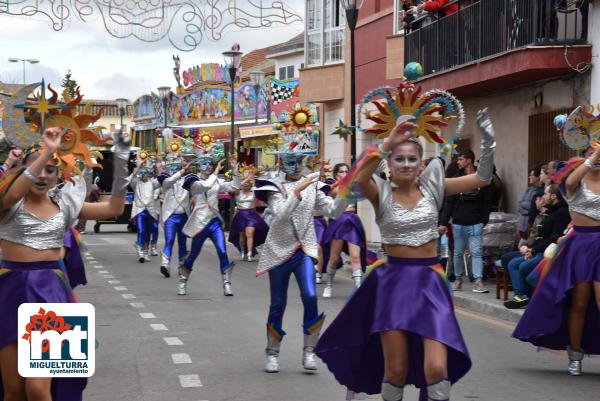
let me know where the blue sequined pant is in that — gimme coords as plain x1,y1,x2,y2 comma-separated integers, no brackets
183,218,232,274
162,213,188,265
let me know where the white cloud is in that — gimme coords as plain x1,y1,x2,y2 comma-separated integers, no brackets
0,0,305,100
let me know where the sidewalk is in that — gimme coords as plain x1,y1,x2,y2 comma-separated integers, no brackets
451,279,524,324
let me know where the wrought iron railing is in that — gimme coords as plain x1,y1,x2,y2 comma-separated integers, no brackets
404,0,589,77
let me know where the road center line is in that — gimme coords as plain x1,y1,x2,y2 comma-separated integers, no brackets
139,313,156,319
150,323,168,331
179,375,202,388
171,353,192,364
163,337,184,346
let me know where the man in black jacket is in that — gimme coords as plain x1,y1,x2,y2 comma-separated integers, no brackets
441,149,493,293
504,184,570,309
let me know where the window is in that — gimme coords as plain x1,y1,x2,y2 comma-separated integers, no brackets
306,0,345,66
279,65,296,80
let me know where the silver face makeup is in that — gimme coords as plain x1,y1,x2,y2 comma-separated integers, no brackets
389,144,421,180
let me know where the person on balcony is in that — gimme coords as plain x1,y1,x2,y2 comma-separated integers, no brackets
417,0,459,17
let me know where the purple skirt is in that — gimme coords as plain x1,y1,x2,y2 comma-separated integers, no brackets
0,259,86,401
228,209,269,256
322,211,367,268
316,257,471,396
314,216,327,244
513,226,600,354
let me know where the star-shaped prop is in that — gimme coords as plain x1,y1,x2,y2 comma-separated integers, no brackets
332,119,354,141
438,135,460,158
15,79,70,133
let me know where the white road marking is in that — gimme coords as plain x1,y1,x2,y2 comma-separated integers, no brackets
108,280,121,284
179,375,202,388
121,294,136,299
93,265,102,269
163,337,184,346
139,313,156,319
114,286,128,291
98,270,109,274
150,324,168,331
171,353,192,364
102,275,114,279
130,302,145,308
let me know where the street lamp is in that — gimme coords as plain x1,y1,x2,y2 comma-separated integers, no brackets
116,98,128,133
8,58,40,85
157,86,171,128
223,47,243,227
249,70,265,125
222,49,243,154
341,0,364,163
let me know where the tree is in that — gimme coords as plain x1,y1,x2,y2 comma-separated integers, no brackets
61,70,78,99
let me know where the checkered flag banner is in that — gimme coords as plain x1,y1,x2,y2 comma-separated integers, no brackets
151,92,165,125
270,79,297,105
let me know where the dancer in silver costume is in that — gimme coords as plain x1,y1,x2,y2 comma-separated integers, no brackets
129,157,161,263
157,151,191,278
254,130,347,374
180,144,240,296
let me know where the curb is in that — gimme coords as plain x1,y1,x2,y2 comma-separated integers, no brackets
452,290,524,324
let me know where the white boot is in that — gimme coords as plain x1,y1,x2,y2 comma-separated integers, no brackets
381,381,404,401
322,266,336,298
135,244,144,263
177,267,190,295
567,347,584,376
246,252,253,262
315,272,322,284
160,253,170,278
222,272,233,296
352,270,363,288
427,379,451,401
302,332,319,371
265,328,282,373
143,251,151,262
150,243,159,256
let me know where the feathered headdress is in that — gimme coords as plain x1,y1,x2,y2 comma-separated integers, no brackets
358,81,465,144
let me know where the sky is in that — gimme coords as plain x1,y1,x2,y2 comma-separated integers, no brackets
0,0,305,100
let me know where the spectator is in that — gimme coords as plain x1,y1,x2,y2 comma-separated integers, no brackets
399,0,423,33
517,165,542,239
504,184,570,309
528,163,548,229
441,149,494,293
417,0,459,17
489,165,503,212
547,160,560,178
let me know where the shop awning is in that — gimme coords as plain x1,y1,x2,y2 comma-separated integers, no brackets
239,124,279,139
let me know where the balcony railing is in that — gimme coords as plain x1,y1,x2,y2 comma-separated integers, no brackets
404,0,589,78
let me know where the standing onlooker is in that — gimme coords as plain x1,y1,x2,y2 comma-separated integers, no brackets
528,163,552,229
489,165,503,212
441,149,494,293
517,165,542,239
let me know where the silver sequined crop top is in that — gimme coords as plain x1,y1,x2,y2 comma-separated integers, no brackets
236,191,255,210
567,180,600,221
374,158,445,247
0,177,85,250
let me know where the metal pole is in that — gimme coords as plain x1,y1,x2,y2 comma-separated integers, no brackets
254,84,259,125
346,6,358,164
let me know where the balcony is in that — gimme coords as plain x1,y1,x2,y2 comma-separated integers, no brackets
403,0,591,96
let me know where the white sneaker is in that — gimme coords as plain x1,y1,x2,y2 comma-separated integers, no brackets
247,253,253,262
143,252,151,263
265,355,279,373
150,245,158,256
322,285,332,298
315,273,322,284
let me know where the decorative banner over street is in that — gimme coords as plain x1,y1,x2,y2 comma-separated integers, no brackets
0,0,302,51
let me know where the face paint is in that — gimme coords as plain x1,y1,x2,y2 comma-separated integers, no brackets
389,143,421,179
168,163,182,174
281,155,303,176
198,159,213,172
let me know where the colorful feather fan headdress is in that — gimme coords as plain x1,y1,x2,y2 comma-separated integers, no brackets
0,80,108,180
554,105,600,151
357,81,465,144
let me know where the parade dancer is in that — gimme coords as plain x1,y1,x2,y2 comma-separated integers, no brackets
228,164,269,262
0,83,130,401
316,83,494,401
157,150,191,278
180,142,240,296
322,162,368,298
254,128,348,374
150,185,161,256
513,107,600,376
129,154,160,263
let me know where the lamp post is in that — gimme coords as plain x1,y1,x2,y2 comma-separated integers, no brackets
249,70,265,125
157,86,171,128
116,98,128,135
8,58,39,85
222,47,243,226
341,0,364,164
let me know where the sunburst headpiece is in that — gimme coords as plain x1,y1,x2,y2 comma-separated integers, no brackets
554,105,600,151
1,81,108,180
196,140,225,164
358,82,465,144
289,103,314,131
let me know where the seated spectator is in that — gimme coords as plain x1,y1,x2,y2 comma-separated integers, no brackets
517,165,542,239
528,163,550,230
504,184,570,309
417,0,459,17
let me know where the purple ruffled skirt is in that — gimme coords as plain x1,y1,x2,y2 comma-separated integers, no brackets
228,209,269,256
513,225,600,354
322,211,367,268
0,259,86,400
316,257,471,396
314,216,327,244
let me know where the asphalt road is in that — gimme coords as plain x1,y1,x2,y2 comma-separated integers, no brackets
77,225,600,401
